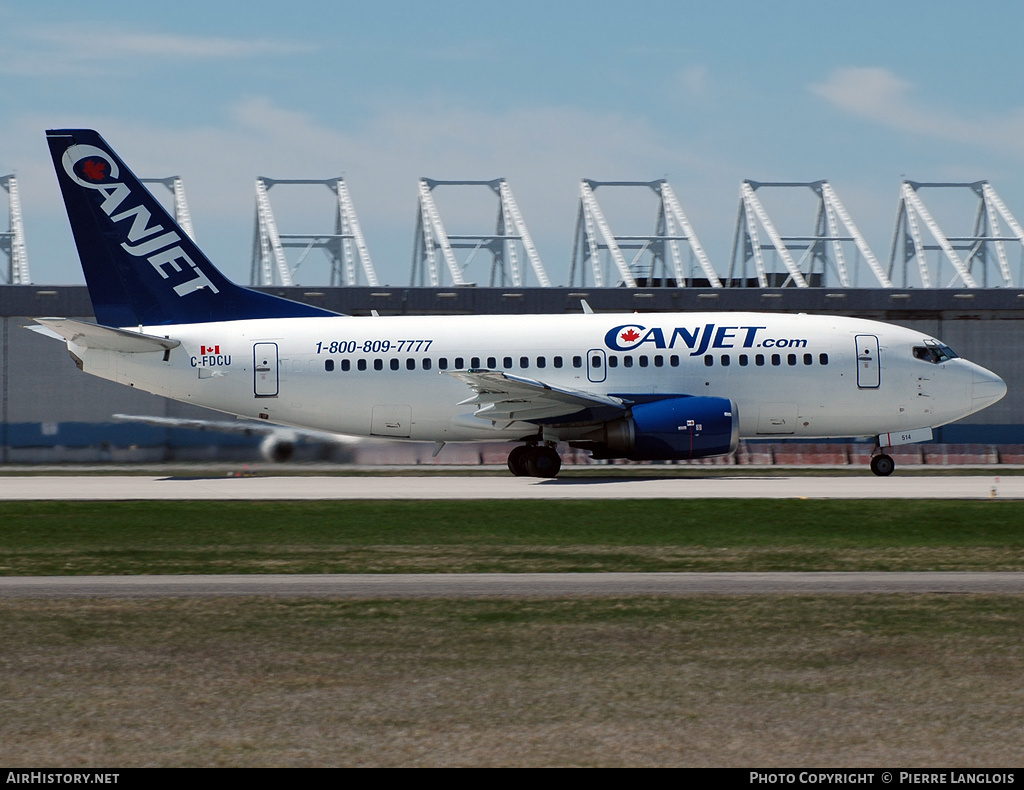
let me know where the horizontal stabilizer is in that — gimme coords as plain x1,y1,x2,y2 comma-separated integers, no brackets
33,317,180,353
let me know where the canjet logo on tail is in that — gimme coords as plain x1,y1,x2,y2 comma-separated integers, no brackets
61,144,219,298
604,323,808,355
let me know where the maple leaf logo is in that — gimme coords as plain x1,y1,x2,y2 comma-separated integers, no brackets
81,159,107,182
620,328,641,343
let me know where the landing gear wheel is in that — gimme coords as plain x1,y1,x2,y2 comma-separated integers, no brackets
870,453,895,477
526,446,562,478
507,445,531,477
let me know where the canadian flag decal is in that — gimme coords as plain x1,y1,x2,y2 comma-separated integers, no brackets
201,345,220,355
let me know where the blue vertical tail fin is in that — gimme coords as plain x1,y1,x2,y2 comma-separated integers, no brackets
46,129,338,326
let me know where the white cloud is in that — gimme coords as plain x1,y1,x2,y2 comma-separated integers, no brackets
676,64,710,98
39,26,310,59
810,66,1024,158
0,24,311,76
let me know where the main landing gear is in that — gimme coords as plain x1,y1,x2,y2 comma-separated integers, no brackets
507,444,562,478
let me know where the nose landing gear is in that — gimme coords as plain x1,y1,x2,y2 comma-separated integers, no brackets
870,452,895,477
507,444,562,478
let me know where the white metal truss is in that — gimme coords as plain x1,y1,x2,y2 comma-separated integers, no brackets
730,180,889,288
569,180,717,288
415,188,441,288
413,179,464,286
890,181,1019,288
819,182,891,287
732,182,807,288
252,178,292,286
334,179,379,287
659,182,721,287
981,183,1020,286
411,179,549,287
250,178,378,287
141,177,196,242
498,181,550,287
0,175,30,285
578,187,604,287
739,191,769,288
573,181,634,287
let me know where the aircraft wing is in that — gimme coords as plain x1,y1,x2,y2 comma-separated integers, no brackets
446,370,628,423
112,414,361,445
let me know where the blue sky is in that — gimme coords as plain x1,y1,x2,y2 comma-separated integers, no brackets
3,0,1024,287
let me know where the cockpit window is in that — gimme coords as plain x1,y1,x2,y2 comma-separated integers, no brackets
913,340,958,364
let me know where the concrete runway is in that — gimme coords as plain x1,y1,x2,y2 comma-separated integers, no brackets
2,572,1022,598
0,472,1020,499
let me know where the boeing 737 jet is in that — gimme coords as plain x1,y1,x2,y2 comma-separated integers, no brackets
32,130,1007,477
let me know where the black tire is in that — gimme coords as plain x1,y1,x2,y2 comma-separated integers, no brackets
526,446,562,478
507,445,531,477
870,453,895,477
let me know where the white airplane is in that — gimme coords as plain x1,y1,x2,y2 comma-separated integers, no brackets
32,129,1006,477
111,413,361,462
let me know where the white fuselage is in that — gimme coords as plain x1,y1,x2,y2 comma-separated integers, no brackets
67,311,1005,445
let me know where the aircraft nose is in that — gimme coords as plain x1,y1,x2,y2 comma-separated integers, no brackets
972,366,1007,411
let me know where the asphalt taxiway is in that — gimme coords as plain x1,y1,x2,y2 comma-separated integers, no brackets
0,472,1020,500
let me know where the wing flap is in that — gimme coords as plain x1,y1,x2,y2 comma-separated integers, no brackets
446,369,627,424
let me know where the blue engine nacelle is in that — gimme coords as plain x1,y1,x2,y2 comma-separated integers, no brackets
582,396,739,461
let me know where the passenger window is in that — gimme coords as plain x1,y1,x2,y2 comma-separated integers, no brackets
503,357,513,369
554,356,563,368
670,355,679,367
756,354,765,366
591,355,602,368
423,358,432,370
455,357,464,368
623,356,633,368
573,356,582,368
608,356,618,368
771,354,781,366
439,358,448,370
471,357,480,368
406,358,415,370
739,355,748,366
487,357,497,368
341,359,350,372
788,354,797,366
324,359,334,372
704,355,714,367
639,356,649,368
357,359,367,371
654,355,664,367
536,357,546,369
373,359,383,371
819,353,829,365
721,355,730,367
520,356,529,368
390,358,399,371
803,353,812,365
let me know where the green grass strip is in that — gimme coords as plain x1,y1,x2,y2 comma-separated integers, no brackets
2,500,1023,575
